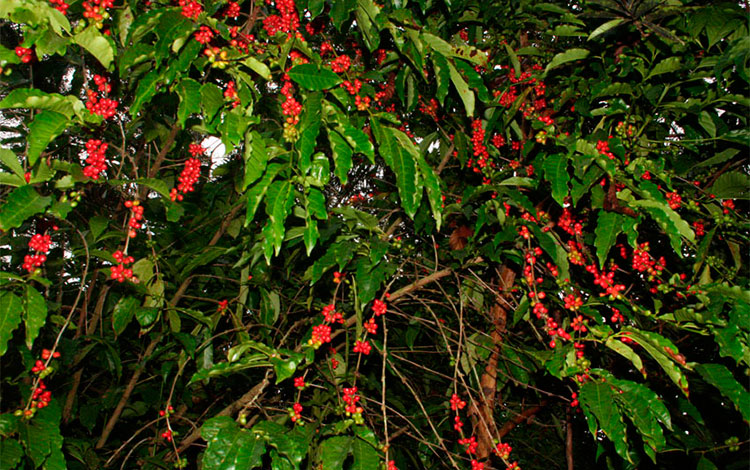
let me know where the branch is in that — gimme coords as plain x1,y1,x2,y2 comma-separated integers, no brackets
174,375,270,455
497,400,548,439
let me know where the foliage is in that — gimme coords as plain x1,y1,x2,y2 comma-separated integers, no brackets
0,0,748,469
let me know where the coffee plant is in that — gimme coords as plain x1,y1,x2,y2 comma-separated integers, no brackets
0,0,748,469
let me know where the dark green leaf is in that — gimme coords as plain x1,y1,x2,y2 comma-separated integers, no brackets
287,64,342,91
130,70,161,116
594,211,625,268
695,363,750,422
24,286,46,350
579,381,630,461
73,26,115,68
176,78,201,128
542,153,569,205
447,60,474,116
545,48,589,73
112,296,139,336
329,130,353,184
0,292,22,357
0,186,52,231
201,83,225,122
244,131,269,189
27,111,68,166
319,436,352,470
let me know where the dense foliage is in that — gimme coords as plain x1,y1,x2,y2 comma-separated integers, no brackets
0,0,748,469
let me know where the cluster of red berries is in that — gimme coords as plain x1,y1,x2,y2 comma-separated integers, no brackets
217,299,228,313
82,0,114,22
30,381,53,409
124,200,145,238
293,376,305,389
321,304,344,324
111,250,137,282
596,138,616,159
32,349,60,374
86,75,118,119
23,233,52,273
194,26,214,44
15,46,34,63
178,0,202,19
158,405,174,417
82,139,108,179
563,294,583,311
341,79,362,95
666,191,682,210
586,264,626,299
557,209,583,236
330,55,351,73
228,27,252,53
289,402,303,422
224,1,240,17
48,0,70,14
342,386,362,415
161,429,173,442
352,340,371,355
262,0,299,37
170,158,201,202
419,97,439,121
280,80,302,125
223,80,240,108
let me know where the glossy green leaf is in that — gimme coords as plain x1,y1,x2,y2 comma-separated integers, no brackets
542,153,569,205
27,111,68,166
0,292,22,357
0,149,24,178
74,26,115,68
709,171,749,199
613,378,671,459
605,337,645,377
351,437,380,470
623,328,690,395
176,78,201,128
454,58,489,102
296,93,322,173
244,131,269,189
417,154,442,230
695,363,750,422
588,18,625,40
646,57,681,80
23,286,46,350
201,83,224,122
594,211,625,268
0,438,23,469
202,417,267,469
386,128,424,218
545,48,590,73
264,180,295,256
432,53,450,105
319,436,352,470
18,401,65,469
0,89,87,121
287,64,342,91
579,381,630,461
447,59,474,116
112,296,139,336
0,186,52,231
329,130,353,184
631,199,694,253
246,163,283,225
130,70,161,116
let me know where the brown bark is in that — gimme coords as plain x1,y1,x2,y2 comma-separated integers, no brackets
468,265,516,459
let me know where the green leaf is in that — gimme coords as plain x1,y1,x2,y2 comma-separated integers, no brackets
244,131,269,189
18,401,65,469
296,93,322,172
330,0,356,29
0,149,25,178
588,18,625,40
73,26,115,68
385,128,424,218
270,355,299,383
695,363,750,422
691,148,739,170
605,337,645,377
0,438,23,469
319,436,352,470
594,211,625,268
613,378,671,459
202,417,267,469
24,286,47,350
130,70,161,116
542,153,569,205
432,53,450,105
545,48,590,73
447,60,474,116
287,64,342,91
630,199,694,253
303,215,319,255
0,292,23,357
453,59,489,102
340,125,375,162
201,83,224,122
27,110,68,166
623,328,690,395
579,381,630,461
246,163,283,225
176,78,201,128
112,296,139,336
0,185,52,230
329,130,353,185
307,188,327,219
0,89,86,121
646,57,681,80
351,437,380,470
264,180,295,256
709,171,749,199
